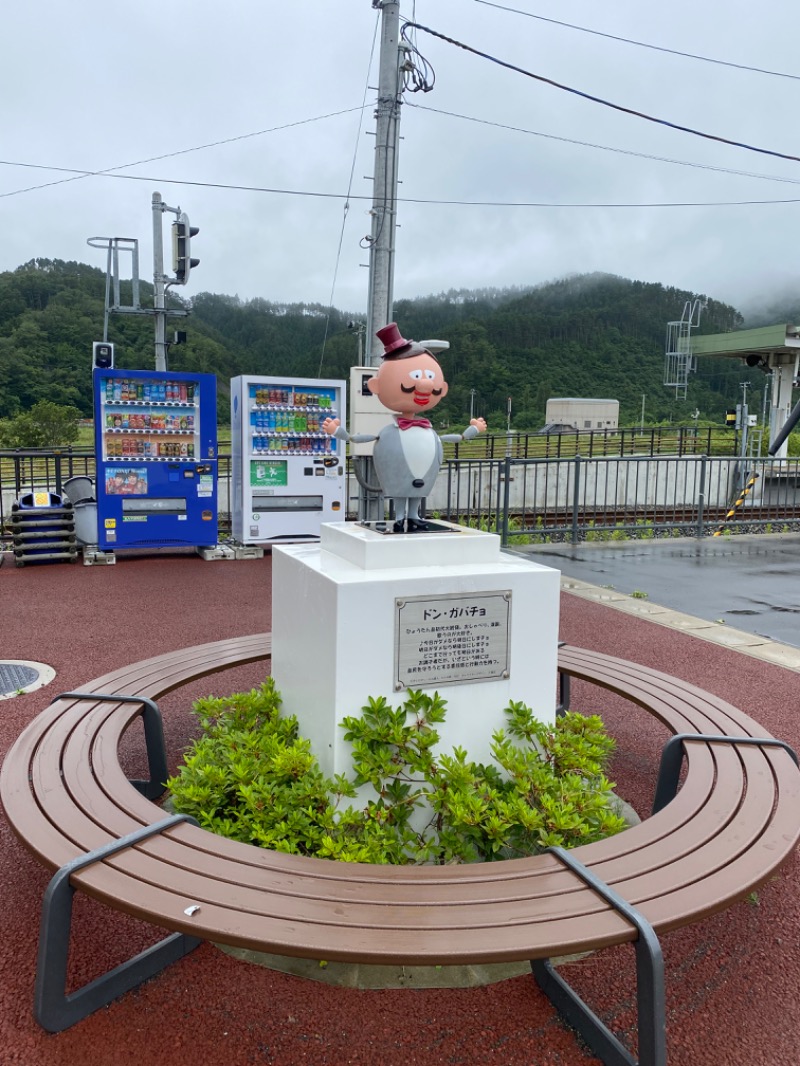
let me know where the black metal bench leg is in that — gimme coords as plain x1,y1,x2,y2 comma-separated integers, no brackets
531,846,666,1066
34,815,202,1033
652,732,799,815
556,642,570,718
51,691,170,800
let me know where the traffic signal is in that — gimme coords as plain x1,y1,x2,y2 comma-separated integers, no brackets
92,341,115,369
171,212,199,285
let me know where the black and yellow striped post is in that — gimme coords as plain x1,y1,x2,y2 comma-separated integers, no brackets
713,473,759,536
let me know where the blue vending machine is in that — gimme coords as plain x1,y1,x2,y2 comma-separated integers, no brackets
93,368,218,550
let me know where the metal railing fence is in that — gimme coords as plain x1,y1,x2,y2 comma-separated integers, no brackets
430,454,800,545
3,447,797,549
444,425,740,460
0,449,234,545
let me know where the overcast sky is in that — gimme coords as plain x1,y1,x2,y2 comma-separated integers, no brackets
3,0,800,321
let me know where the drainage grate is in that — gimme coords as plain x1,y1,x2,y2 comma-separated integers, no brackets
0,662,40,695
0,660,56,699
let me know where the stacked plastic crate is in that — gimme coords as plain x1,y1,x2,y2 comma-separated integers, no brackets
10,492,78,567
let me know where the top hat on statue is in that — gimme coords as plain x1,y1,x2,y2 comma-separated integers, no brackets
376,322,429,360
376,322,412,356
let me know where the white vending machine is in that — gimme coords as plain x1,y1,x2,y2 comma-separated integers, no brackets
230,374,347,545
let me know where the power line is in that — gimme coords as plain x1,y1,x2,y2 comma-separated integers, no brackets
471,0,800,82
404,21,800,166
0,107,369,200
407,102,800,187
318,14,380,375
2,163,796,208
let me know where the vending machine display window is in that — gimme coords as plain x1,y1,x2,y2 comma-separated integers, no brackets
231,375,346,544
93,368,218,550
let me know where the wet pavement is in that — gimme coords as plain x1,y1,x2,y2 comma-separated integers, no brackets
519,533,800,651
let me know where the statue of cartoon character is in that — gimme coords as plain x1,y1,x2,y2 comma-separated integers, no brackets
323,322,487,532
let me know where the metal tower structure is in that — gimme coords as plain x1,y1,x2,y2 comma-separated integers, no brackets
664,298,703,399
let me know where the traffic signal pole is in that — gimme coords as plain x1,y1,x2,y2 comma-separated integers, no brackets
151,193,198,371
152,192,169,371
88,195,190,373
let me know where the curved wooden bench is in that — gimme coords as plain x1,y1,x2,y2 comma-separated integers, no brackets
2,635,799,1066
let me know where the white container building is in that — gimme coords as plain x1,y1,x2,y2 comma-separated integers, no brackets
545,398,619,431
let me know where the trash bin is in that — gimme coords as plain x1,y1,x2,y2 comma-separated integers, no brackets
63,475,95,505
11,491,78,567
72,500,99,546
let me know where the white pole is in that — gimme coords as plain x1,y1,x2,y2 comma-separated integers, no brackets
365,1,401,366
152,192,168,372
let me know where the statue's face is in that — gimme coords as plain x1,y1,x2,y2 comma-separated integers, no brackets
367,352,448,416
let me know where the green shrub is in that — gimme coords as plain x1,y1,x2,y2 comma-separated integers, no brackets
167,682,627,865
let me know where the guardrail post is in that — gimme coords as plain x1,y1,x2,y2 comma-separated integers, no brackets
53,452,63,496
571,455,582,546
500,456,511,544
696,455,707,538
13,451,23,498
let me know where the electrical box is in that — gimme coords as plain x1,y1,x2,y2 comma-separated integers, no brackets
348,366,393,456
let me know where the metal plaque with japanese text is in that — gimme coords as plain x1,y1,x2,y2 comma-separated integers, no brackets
394,591,511,690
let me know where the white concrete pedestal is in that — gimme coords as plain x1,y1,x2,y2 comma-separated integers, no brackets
271,522,561,779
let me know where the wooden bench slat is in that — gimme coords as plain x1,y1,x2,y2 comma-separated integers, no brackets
34,693,740,897
1,636,270,872
19,716,782,959
7,639,789,925
2,635,799,1052
559,648,767,738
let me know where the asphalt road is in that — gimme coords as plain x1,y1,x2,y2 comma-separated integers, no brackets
521,533,800,650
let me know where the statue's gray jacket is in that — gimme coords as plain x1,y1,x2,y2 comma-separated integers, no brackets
334,417,479,505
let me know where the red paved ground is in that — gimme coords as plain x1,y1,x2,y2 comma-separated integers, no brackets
1,550,798,1065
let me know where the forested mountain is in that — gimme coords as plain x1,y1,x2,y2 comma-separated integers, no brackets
0,258,776,428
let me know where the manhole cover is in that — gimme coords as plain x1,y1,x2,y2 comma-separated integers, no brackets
0,660,56,699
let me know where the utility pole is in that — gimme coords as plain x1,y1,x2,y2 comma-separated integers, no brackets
352,1,404,525
739,381,750,462
365,0,402,366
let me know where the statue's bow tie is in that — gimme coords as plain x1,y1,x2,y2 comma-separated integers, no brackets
397,417,432,430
